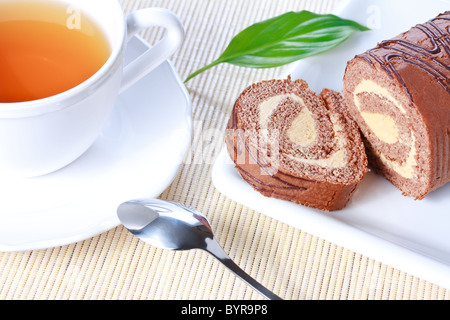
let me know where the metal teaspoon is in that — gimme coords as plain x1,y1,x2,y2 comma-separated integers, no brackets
117,198,282,300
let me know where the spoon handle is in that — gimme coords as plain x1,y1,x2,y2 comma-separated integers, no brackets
205,238,283,300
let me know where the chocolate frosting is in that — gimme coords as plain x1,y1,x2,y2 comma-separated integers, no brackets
360,11,450,101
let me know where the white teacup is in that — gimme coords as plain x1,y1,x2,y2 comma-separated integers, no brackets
0,0,184,178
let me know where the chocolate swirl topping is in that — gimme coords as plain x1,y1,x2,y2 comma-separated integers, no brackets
360,11,450,101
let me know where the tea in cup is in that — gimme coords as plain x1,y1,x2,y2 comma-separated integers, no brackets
0,1,111,102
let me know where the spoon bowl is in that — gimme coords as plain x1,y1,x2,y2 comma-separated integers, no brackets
117,198,282,300
118,199,213,250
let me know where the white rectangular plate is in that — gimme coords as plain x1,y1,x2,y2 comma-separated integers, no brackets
212,0,450,290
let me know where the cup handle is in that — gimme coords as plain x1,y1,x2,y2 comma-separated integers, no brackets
120,8,184,93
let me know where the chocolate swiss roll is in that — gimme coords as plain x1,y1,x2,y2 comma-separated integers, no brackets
343,11,450,199
226,77,368,211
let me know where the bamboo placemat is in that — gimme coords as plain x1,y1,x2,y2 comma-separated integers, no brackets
0,0,449,300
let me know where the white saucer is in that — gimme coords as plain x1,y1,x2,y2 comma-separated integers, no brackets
0,36,192,252
213,0,450,290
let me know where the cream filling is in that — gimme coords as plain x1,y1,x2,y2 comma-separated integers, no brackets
287,107,316,147
290,117,347,168
291,148,347,168
354,80,403,144
361,112,399,144
258,94,347,168
259,94,307,135
354,79,406,114
353,79,416,178
378,134,417,179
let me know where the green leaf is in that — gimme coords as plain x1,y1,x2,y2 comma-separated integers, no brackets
185,10,369,82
